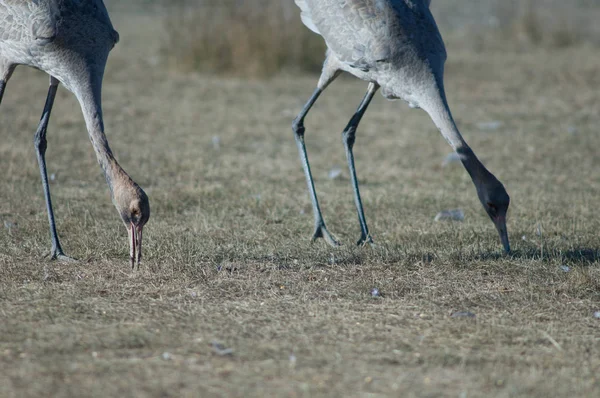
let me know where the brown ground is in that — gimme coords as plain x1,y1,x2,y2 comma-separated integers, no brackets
0,7,599,398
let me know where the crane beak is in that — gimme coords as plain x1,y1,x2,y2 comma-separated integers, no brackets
494,215,510,254
128,222,143,269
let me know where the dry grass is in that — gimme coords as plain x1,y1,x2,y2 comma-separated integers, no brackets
1,5,600,398
162,0,325,77
490,0,584,49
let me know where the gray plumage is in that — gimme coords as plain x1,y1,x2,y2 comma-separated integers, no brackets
292,0,510,252
0,0,149,267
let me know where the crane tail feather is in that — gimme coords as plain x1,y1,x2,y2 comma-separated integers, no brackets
295,0,321,34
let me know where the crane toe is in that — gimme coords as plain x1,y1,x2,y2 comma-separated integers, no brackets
47,252,77,263
312,224,341,247
356,235,374,247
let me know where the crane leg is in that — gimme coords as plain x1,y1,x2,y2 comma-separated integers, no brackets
0,80,6,105
293,86,340,247
342,82,379,246
0,64,16,105
34,76,74,262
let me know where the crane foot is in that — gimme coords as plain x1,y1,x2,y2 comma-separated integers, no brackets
46,250,77,263
356,235,374,247
312,224,341,247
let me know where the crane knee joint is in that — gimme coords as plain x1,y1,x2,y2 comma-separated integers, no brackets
292,118,305,137
34,131,48,154
343,129,356,147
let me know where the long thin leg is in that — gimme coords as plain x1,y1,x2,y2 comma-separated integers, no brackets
0,64,16,105
342,82,379,245
292,70,341,246
34,76,73,261
0,80,6,105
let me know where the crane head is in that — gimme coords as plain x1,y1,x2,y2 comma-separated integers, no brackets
113,181,150,268
476,177,511,254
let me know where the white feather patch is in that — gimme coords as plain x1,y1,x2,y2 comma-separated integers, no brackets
295,0,321,34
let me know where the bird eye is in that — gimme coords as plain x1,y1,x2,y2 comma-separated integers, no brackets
487,202,498,216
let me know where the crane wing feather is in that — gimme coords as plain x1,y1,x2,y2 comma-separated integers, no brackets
0,1,117,45
0,0,58,42
295,0,321,33
295,0,443,71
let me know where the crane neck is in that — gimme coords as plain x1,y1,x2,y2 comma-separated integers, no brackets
421,79,492,184
76,81,130,196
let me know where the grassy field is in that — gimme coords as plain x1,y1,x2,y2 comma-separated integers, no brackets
1,4,600,398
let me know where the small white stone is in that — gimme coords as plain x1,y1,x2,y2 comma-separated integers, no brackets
212,136,221,150
434,209,464,222
451,311,476,318
4,221,17,231
477,121,503,131
328,167,342,180
211,341,234,356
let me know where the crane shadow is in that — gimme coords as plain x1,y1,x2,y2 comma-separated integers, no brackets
560,248,600,263
460,247,600,265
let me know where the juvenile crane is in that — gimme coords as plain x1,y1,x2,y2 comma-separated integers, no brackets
0,0,150,267
292,0,510,252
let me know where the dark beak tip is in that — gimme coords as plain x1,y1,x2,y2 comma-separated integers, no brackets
501,237,511,255
492,216,510,254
